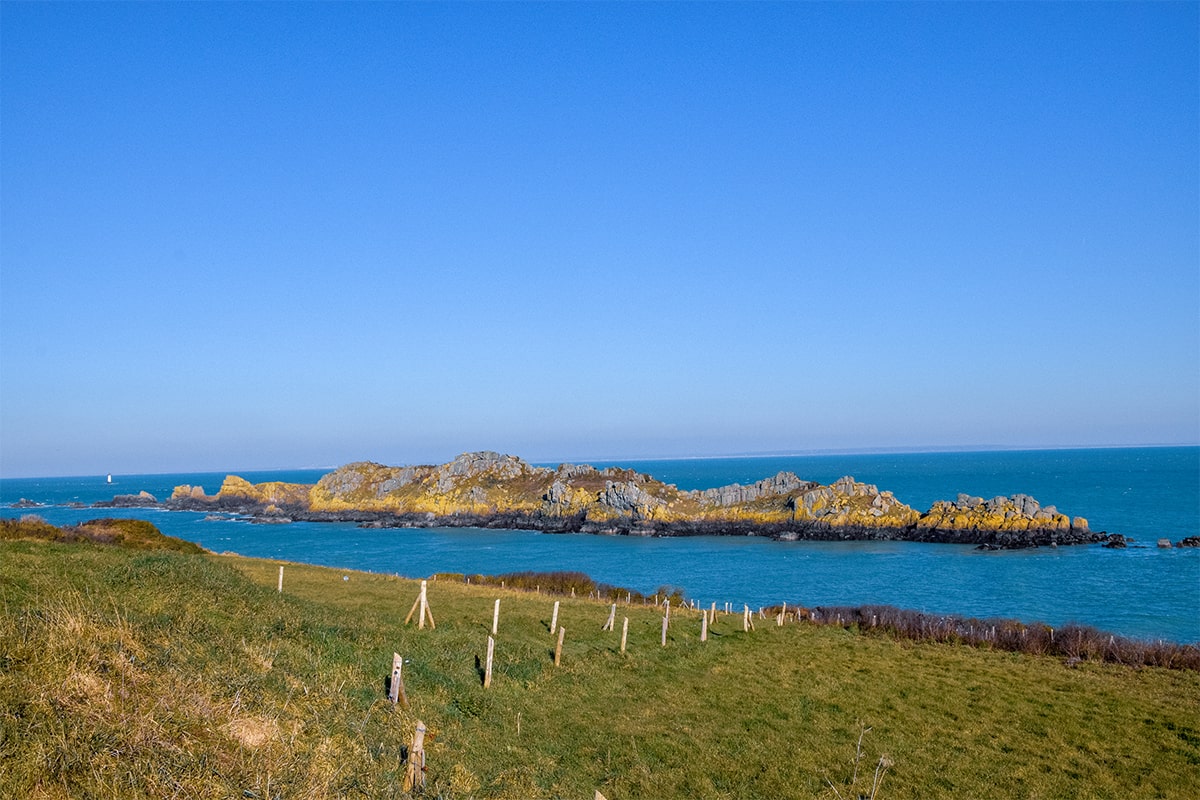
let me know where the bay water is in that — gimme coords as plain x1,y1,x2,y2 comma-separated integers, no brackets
3,447,1197,643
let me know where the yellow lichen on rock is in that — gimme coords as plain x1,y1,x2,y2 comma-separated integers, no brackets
916,493,1075,532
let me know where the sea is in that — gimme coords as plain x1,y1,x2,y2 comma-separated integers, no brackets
3,447,1198,644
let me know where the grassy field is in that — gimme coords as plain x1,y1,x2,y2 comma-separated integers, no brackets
1,533,1198,799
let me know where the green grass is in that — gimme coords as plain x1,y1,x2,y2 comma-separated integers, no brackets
2,537,1198,799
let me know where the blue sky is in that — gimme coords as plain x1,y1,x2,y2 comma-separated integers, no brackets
1,2,1197,477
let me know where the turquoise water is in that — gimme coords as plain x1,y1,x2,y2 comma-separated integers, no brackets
3,447,1198,643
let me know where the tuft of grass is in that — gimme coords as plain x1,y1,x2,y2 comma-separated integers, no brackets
2,538,1198,799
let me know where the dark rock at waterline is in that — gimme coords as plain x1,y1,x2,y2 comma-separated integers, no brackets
94,491,159,508
1178,536,1200,548
1102,534,1129,549
11,498,43,508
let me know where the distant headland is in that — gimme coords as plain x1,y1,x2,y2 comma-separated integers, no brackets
91,451,1127,549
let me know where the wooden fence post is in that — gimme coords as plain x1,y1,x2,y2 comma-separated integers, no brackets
418,580,428,629
389,652,401,703
701,610,708,642
402,720,427,792
603,603,616,631
492,598,500,635
405,580,435,629
484,636,495,688
550,600,560,634
621,617,628,654
661,614,668,647
277,565,283,593
554,626,565,666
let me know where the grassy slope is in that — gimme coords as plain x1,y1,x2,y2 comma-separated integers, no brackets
1,540,1197,800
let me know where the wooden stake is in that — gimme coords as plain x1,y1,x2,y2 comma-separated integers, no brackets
419,580,428,629
492,598,500,635
664,598,670,622
388,652,409,708
404,580,435,629
388,652,401,703
277,565,283,593
603,603,616,631
621,617,628,653
402,720,427,792
550,600,560,634
701,610,708,642
661,614,668,647
554,626,565,666
484,635,495,688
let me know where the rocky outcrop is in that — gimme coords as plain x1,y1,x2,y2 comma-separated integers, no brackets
788,477,920,527
94,490,158,508
155,450,1106,548
916,493,1088,534
690,472,812,507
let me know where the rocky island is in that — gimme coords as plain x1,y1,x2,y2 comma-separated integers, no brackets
158,451,1101,548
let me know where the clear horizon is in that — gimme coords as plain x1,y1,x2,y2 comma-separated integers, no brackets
3,442,1197,482
2,3,1197,479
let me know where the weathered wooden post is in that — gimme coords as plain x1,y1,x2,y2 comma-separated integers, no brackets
661,614,668,647
701,610,708,642
484,636,495,688
664,598,670,623
405,580,435,629
277,565,283,593
603,603,616,631
550,600,560,634
620,617,629,654
388,652,410,708
402,720,427,792
554,626,565,666
492,598,500,635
